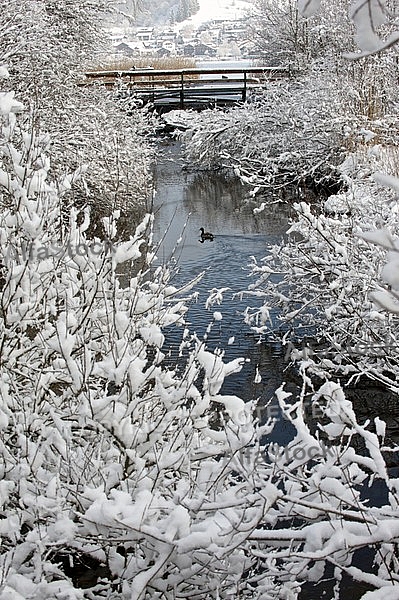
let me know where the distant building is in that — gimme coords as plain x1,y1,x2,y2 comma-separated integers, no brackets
161,40,176,54
194,43,217,57
183,43,195,57
114,41,149,56
157,30,177,43
135,27,154,42
156,46,171,57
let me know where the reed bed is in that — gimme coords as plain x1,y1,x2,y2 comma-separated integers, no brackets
87,56,200,83
91,56,197,71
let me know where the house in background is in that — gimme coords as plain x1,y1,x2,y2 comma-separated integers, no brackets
183,43,195,56
194,43,217,57
161,40,176,54
136,27,154,43
155,30,177,56
156,46,171,57
114,40,149,56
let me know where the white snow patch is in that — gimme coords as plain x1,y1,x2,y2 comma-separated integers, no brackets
0,92,24,115
0,65,9,79
176,0,252,29
370,290,399,314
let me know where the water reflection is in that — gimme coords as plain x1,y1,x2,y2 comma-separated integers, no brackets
152,140,292,423
152,141,290,266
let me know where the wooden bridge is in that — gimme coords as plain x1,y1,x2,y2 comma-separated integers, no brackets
84,66,293,111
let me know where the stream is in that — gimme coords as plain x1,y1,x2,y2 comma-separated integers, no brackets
151,139,295,443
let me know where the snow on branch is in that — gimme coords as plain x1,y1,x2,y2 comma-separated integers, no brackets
298,0,399,56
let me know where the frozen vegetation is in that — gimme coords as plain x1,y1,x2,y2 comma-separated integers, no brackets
1,1,399,599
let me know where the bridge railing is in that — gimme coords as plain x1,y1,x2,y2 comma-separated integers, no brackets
83,66,293,109
85,66,292,82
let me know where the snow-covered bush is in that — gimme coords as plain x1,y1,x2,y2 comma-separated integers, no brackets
0,75,258,598
243,144,399,389
177,72,351,194
176,56,398,197
0,0,155,219
246,377,399,600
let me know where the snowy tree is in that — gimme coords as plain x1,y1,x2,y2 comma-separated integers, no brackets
175,0,200,23
0,0,155,222
243,147,399,386
298,0,399,57
248,0,352,66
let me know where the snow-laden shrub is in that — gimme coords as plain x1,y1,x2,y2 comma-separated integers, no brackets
0,73,264,599
247,376,399,600
177,72,353,194
244,145,399,388
0,0,155,218
178,66,399,197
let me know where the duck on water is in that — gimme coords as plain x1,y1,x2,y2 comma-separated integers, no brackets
199,227,214,242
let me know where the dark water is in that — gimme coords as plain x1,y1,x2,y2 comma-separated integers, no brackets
152,140,295,443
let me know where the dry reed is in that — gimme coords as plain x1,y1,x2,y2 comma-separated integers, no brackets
91,56,197,72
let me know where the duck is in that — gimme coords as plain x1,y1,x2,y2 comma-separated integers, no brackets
199,227,214,241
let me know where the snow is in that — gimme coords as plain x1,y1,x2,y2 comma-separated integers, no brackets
370,290,399,314
324,193,350,215
254,366,261,383
139,324,165,347
212,393,247,423
253,202,266,214
0,586,30,600
176,0,252,29
362,586,399,599
0,92,24,115
0,65,9,79
162,110,195,131
382,255,399,289
359,228,395,250
374,172,399,194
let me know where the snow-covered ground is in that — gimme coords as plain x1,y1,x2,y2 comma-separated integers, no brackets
177,0,252,28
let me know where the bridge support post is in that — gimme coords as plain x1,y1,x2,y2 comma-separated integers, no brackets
180,72,184,109
242,71,247,102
